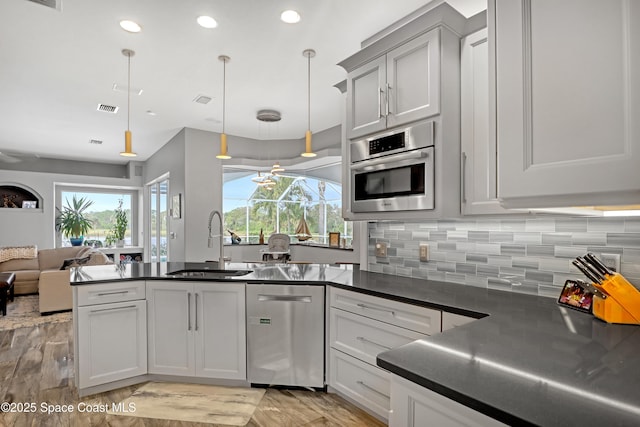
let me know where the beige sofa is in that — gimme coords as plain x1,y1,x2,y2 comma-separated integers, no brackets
0,246,112,313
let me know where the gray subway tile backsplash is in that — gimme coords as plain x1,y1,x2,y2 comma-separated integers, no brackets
368,217,640,298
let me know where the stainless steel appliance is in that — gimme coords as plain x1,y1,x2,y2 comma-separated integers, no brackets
350,121,435,213
246,284,325,388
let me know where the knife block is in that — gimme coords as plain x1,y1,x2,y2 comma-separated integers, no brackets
592,273,640,325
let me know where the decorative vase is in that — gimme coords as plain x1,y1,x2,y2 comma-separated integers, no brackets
116,239,125,248
70,237,84,246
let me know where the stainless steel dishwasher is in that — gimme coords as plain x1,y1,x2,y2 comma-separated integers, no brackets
246,283,324,388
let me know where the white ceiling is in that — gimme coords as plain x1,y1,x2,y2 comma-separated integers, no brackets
0,0,485,164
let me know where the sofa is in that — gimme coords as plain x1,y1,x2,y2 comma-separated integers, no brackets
0,245,112,313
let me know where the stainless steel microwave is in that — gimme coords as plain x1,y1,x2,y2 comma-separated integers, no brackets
350,121,435,213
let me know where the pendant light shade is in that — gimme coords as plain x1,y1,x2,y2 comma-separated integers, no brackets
216,55,232,160
301,49,317,158
120,49,137,157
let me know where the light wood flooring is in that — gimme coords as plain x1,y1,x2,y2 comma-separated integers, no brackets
0,306,386,426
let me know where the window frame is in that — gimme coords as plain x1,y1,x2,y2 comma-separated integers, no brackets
54,184,140,248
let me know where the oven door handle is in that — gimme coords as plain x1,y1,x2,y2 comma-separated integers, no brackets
350,150,427,171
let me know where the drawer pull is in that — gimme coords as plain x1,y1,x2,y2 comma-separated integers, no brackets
356,303,394,316
356,336,391,350
90,304,136,314
357,380,390,399
187,292,192,331
96,290,129,296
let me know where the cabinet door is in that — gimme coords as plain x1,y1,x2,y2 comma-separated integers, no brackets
441,312,477,332
347,55,387,139
194,282,246,379
389,374,507,427
77,300,147,388
496,0,640,208
387,29,440,129
461,28,512,215
147,281,194,375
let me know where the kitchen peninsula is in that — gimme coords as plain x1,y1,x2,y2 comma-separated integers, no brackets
70,262,640,426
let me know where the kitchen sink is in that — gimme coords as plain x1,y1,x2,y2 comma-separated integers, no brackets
166,269,252,278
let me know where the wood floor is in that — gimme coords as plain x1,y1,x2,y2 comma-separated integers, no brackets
0,317,386,427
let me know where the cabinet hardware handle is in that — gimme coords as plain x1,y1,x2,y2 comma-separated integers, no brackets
357,380,390,399
378,87,384,119
90,304,136,314
258,295,312,303
356,303,394,316
187,292,192,331
350,150,426,171
356,336,392,350
462,151,467,203
195,293,199,331
96,290,129,296
386,82,392,115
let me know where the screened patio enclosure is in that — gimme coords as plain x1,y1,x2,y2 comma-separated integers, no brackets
223,174,352,246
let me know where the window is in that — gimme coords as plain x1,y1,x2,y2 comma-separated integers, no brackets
146,177,169,262
223,173,352,246
55,186,139,248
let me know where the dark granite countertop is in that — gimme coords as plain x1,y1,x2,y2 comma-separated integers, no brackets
71,262,640,426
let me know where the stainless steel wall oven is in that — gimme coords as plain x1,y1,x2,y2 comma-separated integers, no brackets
350,121,435,212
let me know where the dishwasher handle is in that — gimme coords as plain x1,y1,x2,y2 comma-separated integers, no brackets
257,294,312,303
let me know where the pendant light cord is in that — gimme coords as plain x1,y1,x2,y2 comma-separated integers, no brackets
127,51,131,131
222,58,226,135
307,53,311,131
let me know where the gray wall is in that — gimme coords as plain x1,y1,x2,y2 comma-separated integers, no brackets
144,129,187,261
368,216,640,298
0,163,143,249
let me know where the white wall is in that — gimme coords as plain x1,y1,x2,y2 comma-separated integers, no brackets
0,164,143,249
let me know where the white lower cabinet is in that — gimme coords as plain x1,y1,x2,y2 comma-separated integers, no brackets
390,374,507,427
328,288,440,421
147,281,246,380
441,311,477,332
76,283,147,389
330,349,391,420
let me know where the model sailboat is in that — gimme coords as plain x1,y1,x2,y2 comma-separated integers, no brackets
295,216,312,241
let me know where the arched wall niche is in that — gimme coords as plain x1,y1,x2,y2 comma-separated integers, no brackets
0,182,43,210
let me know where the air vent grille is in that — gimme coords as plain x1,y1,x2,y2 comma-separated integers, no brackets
193,95,212,105
26,0,60,10
97,104,119,114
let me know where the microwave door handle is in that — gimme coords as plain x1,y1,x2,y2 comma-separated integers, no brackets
350,150,427,170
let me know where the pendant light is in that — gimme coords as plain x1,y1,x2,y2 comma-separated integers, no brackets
120,49,137,157
271,162,285,175
216,55,232,159
301,49,317,157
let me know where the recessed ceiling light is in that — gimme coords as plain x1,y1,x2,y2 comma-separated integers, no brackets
119,20,142,33
280,10,301,24
197,15,218,28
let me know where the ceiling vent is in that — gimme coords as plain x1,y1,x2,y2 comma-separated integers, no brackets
257,109,281,122
26,0,61,11
97,104,119,114
193,95,212,105
89,139,103,145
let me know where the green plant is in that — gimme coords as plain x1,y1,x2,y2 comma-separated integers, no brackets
106,199,128,245
56,195,94,238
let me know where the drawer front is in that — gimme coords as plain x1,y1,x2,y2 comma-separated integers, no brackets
330,308,425,365
330,349,391,421
330,288,441,334
77,280,146,306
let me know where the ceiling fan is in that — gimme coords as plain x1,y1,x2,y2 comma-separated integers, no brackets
0,151,39,163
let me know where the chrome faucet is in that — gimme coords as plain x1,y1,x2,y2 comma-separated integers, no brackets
207,210,224,269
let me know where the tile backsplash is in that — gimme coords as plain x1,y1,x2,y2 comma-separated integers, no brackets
368,217,640,298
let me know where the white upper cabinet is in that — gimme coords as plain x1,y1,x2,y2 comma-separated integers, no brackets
495,0,640,208
347,30,440,139
461,27,514,215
